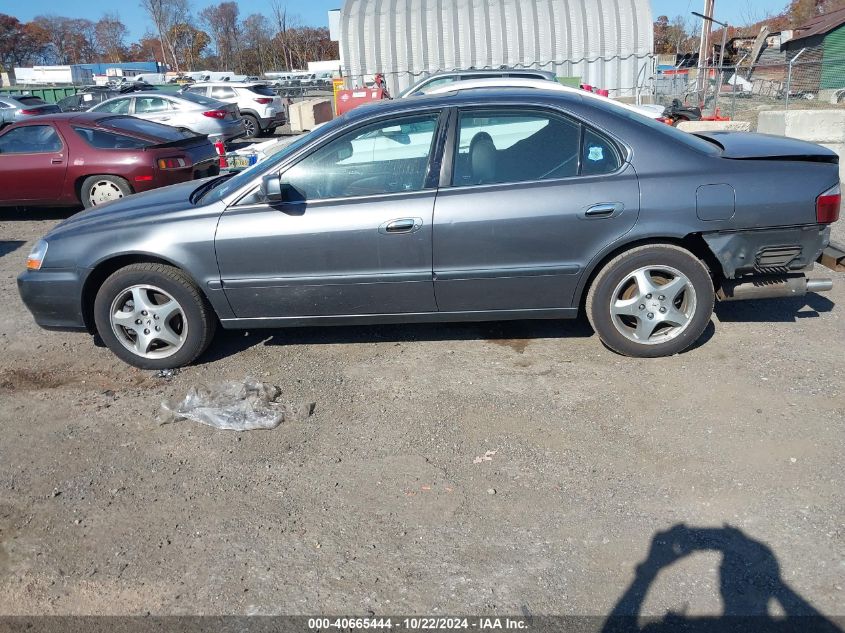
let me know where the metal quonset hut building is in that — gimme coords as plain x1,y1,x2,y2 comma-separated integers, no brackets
339,0,653,97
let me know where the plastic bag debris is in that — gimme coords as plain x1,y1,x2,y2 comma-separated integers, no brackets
159,378,315,431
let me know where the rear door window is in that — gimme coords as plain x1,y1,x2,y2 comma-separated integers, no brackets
134,97,171,113
0,125,63,154
453,109,581,185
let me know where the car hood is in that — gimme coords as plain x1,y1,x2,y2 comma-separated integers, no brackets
694,131,839,161
46,179,213,239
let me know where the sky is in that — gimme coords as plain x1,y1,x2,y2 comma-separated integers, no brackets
3,0,788,40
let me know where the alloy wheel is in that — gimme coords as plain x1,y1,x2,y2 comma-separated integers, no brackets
109,284,187,359
609,265,697,345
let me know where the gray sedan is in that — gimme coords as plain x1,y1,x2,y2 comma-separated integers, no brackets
0,94,61,127
18,89,839,368
89,91,245,143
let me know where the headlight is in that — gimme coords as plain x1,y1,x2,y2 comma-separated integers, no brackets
26,240,48,271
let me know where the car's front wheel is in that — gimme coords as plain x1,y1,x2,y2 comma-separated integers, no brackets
586,244,714,357
93,263,217,369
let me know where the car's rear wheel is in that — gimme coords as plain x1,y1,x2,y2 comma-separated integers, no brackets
241,114,260,138
80,175,132,209
93,263,217,369
586,244,714,357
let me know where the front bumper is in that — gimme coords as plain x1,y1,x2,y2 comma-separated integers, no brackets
17,268,88,331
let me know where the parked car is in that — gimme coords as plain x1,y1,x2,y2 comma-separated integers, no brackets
0,95,61,128
18,89,839,368
0,112,219,209
180,82,287,138
57,90,120,113
89,91,245,143
397,68,558,97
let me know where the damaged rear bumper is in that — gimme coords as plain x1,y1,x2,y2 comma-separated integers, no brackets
703,225,834,301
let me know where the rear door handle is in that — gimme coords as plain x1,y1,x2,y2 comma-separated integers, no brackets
379,217,423,234
584,202,623,218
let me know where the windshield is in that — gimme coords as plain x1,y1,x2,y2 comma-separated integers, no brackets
198,120,346,204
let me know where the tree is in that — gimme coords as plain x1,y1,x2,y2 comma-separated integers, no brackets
139,0,188,71
199,2,240,71
95,14,128,62
31,15,97,65
169,22,209,71
240,13,272,75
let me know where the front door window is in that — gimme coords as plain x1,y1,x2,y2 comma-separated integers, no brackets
281,114,440,201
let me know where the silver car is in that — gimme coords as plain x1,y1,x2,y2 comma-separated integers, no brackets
181,82,286,138
0,94,61,128
89,91,245,143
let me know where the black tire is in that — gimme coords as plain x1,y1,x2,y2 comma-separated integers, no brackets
241,114,260,138
93,263,217,369
80,175,132,209
585,244,714,358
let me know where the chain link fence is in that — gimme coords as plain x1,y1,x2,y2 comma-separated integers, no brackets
649,52,845,127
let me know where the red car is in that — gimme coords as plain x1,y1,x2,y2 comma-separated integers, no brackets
0,113,219,209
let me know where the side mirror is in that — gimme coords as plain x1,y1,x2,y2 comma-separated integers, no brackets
261,173,284,201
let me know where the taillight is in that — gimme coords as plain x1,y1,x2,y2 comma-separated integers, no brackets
816,183,841,224
202,109,228,119
20,109,40,115
157,156,189,169
254,97,273,104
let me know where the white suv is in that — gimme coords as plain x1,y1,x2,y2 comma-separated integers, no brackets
182,82,286,138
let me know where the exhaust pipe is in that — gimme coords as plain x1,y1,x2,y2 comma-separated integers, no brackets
718,274,833,302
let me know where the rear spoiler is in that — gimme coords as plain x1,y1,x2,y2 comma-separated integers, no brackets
141,134,210,149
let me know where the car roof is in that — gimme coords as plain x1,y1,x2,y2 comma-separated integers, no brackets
188,82,267,87
422,78,663,119
343,87,584,123
421,68,557,80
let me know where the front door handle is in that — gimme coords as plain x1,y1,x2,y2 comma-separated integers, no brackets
379,217,423,234
51,158,63,164
584,202,623,218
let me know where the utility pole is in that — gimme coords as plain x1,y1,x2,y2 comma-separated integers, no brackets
696,0,715,104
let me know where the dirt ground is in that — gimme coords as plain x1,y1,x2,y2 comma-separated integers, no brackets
0,201,843,625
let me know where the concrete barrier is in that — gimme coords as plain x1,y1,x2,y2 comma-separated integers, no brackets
757,110,845,182
676,120,752,133
289,98,333,132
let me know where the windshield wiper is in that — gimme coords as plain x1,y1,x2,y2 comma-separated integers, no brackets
190,173,234,204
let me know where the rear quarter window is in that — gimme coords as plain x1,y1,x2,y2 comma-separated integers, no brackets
246,84,276,96
177,91,223,108
99,116,188,141
73,126,149,149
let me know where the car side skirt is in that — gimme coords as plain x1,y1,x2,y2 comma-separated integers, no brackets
218,308,578,329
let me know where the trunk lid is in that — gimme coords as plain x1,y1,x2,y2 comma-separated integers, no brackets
695,131,839,163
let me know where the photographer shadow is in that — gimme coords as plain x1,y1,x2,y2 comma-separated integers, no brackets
601,524,843,633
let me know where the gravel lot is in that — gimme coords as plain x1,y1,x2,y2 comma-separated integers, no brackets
0,193,843,623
